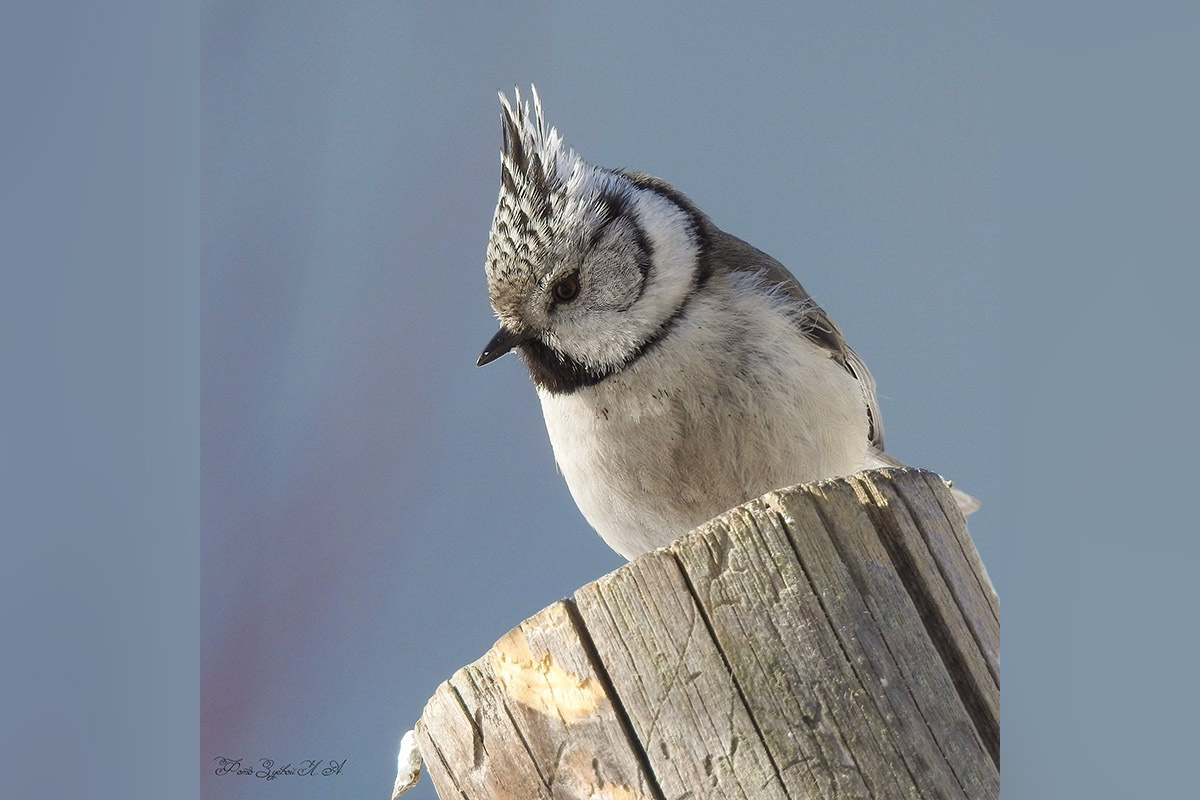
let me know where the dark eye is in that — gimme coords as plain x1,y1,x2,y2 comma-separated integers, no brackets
552,272,580,303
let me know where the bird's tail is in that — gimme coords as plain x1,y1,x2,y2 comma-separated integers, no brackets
862,449,980,516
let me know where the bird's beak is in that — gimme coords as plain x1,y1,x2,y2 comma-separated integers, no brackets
477,326,531,366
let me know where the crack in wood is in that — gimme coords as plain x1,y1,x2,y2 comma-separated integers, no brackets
779,499,928,797
563,597,669,800
420,725,471,800
670,551,797,800
895,474,1000,765
447,683,487,772
499,696,553,791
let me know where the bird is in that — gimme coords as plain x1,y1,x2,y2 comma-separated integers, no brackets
477,87,977,560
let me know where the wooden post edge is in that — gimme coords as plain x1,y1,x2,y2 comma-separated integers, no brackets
408,467,999,799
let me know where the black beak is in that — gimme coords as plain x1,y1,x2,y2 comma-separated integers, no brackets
477,326,531,367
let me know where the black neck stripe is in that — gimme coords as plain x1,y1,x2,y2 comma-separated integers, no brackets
619,172,712,284
519,289,697,395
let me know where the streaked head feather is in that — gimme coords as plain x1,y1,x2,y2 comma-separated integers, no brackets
486,87,626,324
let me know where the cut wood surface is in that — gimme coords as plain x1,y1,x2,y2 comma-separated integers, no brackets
414,468,999,799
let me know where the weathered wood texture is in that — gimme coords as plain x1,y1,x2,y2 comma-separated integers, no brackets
416,468,998,799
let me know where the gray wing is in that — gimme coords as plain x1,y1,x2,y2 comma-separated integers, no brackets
709,228,885,451
708,227,981,515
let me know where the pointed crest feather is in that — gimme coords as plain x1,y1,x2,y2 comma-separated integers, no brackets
496,85,580,201
486,86,625,310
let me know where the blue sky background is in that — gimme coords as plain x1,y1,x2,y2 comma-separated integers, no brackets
4,2,1199,799
203,5,1000,799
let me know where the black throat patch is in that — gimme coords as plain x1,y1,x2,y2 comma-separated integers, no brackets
518,297,697,395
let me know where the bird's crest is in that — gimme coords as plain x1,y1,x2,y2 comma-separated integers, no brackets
487,87,617,300
497,86,580,203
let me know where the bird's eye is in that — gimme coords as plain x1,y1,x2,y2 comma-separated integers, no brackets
552,273,581,303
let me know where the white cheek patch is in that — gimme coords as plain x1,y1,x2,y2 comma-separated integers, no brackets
628,188,699,323
559,185,701,369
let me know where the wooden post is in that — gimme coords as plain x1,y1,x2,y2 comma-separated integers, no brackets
413,468,999,799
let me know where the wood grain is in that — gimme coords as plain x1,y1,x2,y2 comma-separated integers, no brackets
415,468,999,799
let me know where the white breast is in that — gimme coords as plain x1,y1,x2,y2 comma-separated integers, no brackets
537,272,870,559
